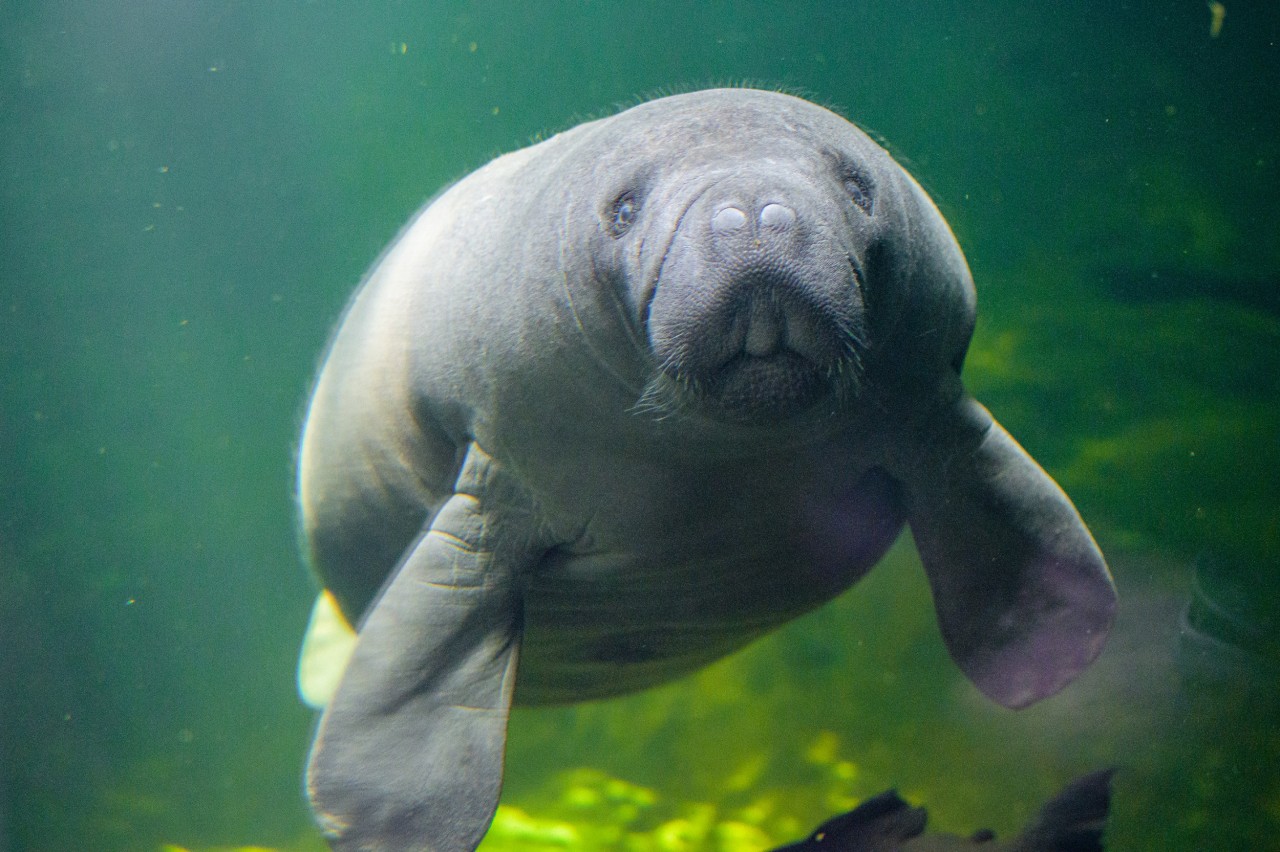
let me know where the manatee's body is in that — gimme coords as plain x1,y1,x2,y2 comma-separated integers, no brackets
296,88,1116,851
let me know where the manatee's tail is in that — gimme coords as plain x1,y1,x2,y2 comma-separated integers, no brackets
1010,769,1115,852
767,789,927,851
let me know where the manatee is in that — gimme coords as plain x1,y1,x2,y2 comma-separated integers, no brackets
769,769,1116,852
295,88,1117,851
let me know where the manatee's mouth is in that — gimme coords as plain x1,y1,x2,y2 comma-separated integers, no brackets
636,340,859,424
701,349,835,420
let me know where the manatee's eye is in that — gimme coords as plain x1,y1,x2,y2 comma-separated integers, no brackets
606,191,639,237
842,169,875,216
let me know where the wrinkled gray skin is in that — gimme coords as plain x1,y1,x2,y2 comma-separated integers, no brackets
297,89,1116,851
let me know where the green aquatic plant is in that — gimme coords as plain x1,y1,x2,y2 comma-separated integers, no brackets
481,764,802,852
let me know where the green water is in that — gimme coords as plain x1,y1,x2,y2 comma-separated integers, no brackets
2,2,1276,850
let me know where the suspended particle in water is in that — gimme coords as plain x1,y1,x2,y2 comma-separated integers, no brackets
1208,1,1226,38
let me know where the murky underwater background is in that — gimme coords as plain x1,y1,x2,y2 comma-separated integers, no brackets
2,1,1277,850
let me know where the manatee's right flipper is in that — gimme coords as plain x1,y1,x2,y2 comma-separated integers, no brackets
902,396,1117,709
305,444,544,852
767,790,927,852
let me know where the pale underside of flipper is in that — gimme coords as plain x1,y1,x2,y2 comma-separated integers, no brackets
298,589,358,710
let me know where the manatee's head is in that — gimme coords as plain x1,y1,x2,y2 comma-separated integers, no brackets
578,88,967,426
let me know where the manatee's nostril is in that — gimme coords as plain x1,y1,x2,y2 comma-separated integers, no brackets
759,203,795,229
711,207,748,233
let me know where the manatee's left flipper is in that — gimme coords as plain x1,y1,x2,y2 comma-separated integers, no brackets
903,397,1117,709
306,443,546,852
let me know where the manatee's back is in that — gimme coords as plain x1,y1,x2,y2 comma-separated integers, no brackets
296,227,449,622
295,131,582,625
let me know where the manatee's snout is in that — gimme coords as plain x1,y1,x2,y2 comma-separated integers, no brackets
644,183,865,422
708,201,814,360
